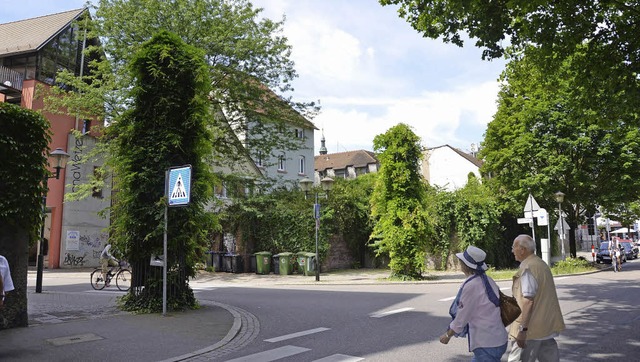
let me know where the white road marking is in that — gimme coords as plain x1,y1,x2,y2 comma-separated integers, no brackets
313,354,364,362
225,345,310,362
554,277,570,281
370,307,414,318
264,327,330,343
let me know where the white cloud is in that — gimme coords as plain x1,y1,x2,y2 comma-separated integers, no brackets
286,20,364,82
313,80,501,153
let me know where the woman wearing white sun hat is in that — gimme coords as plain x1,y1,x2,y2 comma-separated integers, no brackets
439,245,508,361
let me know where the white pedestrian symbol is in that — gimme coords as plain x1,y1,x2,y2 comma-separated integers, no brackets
171,174,187,199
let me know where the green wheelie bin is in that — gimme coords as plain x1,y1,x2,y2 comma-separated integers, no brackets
274,252,294,275
297,252,316,276
254,251,272,274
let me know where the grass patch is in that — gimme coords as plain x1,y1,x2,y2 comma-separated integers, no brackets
486,257,597,280
487,268,517,280
551,257,596,275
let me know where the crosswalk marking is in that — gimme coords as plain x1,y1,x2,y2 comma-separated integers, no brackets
370,307,414,318
313,354,364,362
225,345,310,362
264,327,330,343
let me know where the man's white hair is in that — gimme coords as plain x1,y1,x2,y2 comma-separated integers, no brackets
515,234,536,252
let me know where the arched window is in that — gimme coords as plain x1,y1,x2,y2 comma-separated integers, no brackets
299,156,305,175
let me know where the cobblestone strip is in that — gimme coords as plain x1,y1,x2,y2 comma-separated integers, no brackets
162,300,260,362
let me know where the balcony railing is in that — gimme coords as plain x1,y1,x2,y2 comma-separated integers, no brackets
0,65,24,92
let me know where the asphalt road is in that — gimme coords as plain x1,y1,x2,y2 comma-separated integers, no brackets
194,260,640,362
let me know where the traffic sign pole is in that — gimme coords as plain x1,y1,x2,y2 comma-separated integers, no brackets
163,165,192,316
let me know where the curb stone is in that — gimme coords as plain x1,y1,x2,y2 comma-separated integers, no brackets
160,301,259,362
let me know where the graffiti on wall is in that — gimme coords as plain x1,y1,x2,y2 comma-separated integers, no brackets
62,232,108,268
63,253,87,266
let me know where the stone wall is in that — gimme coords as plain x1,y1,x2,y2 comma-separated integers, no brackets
324,235,355,270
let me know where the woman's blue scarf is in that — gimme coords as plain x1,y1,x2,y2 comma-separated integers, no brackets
448,251,500,338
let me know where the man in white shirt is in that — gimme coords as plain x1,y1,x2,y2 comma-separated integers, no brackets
509,234,565,361
0,255,15,310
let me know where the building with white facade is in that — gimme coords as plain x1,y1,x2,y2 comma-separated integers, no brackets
421,144,482,191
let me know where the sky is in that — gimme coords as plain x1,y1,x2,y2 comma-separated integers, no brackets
1,0,507,155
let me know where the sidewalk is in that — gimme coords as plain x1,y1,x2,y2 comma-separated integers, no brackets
0,252,600,361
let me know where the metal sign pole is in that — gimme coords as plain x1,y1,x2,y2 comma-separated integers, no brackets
163,203,168,315
163,165,192,316
529,195,536,242
163,169,168,316
314,193,320,282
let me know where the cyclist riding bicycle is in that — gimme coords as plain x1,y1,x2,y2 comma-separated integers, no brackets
100,244,118,287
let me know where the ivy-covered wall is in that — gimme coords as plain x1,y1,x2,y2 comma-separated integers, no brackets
0,102,51,329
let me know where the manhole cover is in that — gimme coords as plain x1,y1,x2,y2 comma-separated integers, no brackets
46,333,103,346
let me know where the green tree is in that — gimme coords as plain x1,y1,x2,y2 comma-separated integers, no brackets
424,175,507,270
605,202,640,236
327,174,377,267
370,124,431,279
220,175,376,268
480,50,640,257
0,103,51,328
110,31,215,312
49,0,317,174
44,1,315,310
220,188,318,256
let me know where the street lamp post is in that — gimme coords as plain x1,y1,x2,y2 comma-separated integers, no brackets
36,148,70,293
555,191,566,261
299,176,334,281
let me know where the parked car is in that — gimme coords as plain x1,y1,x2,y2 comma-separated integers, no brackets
596,241,627,264
620,241,639,260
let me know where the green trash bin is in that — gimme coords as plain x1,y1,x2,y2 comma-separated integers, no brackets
275,252,294,275
297,252,316,276
254,251,272,275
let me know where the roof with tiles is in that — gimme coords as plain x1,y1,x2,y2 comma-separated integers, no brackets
0,8,85,57
314,150,378,171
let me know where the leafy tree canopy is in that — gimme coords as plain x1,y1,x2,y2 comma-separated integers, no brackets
480,48,640,256
0,103,51,239
380,0,639,64
111,30,215,311
48,0,317,174
370,123,430,279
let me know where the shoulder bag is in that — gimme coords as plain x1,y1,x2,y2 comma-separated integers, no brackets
499,291,521,326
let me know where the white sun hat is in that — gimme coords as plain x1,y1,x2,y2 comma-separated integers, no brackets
456,245,489,271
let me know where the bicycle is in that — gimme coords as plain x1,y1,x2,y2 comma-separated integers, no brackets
91,260,131,291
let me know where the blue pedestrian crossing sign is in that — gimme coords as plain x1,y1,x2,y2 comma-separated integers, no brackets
167,165,192,207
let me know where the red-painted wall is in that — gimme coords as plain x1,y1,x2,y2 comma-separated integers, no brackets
21,80,77,269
